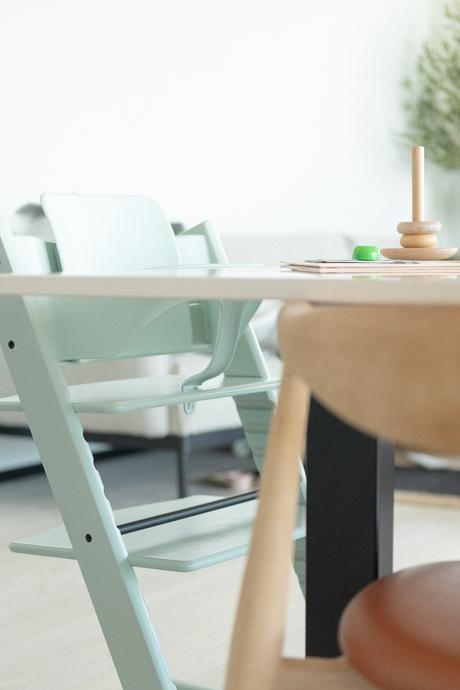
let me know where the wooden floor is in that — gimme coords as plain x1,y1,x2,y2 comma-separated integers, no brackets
2,447,460,689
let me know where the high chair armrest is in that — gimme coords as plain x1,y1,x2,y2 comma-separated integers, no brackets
178,222,262,397
178,220,229,264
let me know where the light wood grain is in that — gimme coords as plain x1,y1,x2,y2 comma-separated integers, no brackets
381,247,457,260
225,373,310,690
389,146,449,260
397,220,441,235
279,302,460,455
412,145,425,222
400,233,437,248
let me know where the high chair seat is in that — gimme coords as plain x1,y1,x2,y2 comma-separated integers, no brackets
340,561,460,690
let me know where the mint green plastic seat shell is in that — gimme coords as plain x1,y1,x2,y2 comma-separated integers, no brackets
41,194,181,274
0,198,306,690
39,194,261,401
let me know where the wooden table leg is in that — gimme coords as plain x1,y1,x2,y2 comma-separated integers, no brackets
306,397,394,657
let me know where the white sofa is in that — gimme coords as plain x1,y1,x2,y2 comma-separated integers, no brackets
0,220,394,489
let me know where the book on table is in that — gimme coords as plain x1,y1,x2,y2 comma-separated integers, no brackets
281,260,460,275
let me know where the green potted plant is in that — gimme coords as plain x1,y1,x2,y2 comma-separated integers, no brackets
405,2,460,167
404,2,460,240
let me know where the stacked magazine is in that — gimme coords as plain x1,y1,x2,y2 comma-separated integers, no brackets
281,260,460,275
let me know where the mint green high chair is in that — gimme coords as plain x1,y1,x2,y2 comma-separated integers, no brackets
0,194,306,690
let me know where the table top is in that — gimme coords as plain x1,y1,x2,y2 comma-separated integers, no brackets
1,264,460,304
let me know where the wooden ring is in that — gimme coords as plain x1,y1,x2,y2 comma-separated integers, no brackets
400,233,437,249
397,220,441,235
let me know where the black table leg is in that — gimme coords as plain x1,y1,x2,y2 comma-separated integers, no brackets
306,397,394,657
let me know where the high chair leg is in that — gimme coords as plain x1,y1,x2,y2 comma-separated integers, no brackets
1,295,175,690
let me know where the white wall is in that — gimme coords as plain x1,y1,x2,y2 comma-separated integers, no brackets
0,0,442,239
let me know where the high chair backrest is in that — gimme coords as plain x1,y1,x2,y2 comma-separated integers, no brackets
41,194,180,273
9,194,212,362
1,197,259,391
0,207,203,362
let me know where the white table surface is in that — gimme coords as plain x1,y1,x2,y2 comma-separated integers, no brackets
0,265,460,304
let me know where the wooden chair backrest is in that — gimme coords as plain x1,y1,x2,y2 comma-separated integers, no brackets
278,302,460,455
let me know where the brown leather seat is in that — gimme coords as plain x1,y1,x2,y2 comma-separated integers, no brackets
339,561,460,690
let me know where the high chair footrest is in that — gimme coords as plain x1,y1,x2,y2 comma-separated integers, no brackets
10,495,306,572
0,374,279,413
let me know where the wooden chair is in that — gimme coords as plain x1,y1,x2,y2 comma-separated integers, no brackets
225,301,460,690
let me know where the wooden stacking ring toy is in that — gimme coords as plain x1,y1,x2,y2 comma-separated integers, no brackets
381,146,457,261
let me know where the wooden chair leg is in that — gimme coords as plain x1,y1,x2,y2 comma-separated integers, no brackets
277,658,378,690
225,371,309,690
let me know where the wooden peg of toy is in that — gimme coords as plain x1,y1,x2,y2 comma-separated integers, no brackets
396,148,441,234
381,145,457,260
412,145,424,222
